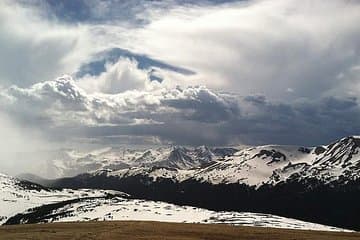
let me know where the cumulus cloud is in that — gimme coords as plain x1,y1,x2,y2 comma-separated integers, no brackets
78,58,153,94
0,76,241,144
1,75,360,147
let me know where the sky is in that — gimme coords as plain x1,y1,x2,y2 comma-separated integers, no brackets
0,0,360,153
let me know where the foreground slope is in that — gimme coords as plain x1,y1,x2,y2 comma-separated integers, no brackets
0,173,345,231
0,173,117,225
1,221,359,240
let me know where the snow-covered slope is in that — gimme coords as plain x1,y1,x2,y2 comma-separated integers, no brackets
12,197,349,231
190,136,360,186
0,173,120,225
192,144,313,186
0,174,348,231
269,136,360,185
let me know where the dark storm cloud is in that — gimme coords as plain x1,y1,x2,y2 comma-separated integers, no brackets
229,96,360,145
244,95,267,105
162,87,240,123
1,77,360,146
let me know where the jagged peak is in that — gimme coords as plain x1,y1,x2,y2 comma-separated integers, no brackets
171,146,189,153
327,135,360,149
343,135,360,144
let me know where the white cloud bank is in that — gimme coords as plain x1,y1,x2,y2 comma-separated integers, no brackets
120,0,360,99
0,0,359,152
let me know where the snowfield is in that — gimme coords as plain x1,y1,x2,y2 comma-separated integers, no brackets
29,197,348,231
0,173,122,225
0,173,349,231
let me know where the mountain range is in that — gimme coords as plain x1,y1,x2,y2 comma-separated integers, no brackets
15,136,360,230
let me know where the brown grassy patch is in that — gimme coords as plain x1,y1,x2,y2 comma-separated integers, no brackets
0,221,359,240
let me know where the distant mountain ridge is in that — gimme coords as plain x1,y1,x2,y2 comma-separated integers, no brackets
19,136,360,230
31,136,360,187
26,145,238,179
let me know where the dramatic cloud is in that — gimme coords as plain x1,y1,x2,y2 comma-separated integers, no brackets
236,95,360,145
8,0,359,98
0,75,241,144
0,0,360,153
1,75,359,147
78,58,152,94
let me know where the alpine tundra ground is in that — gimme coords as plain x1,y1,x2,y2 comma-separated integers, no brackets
0,221,359,240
